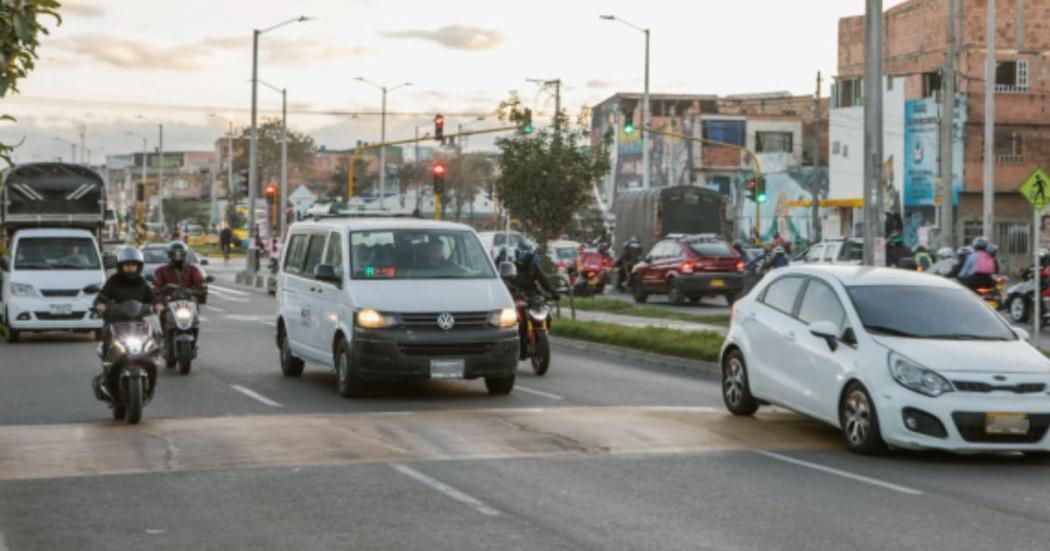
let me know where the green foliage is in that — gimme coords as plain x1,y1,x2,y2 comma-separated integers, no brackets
570,297,730,326
225,202,245,230
238,118,317,188
495,93,611,251
550,319,724,362
0,0,61,164
162,199,199,228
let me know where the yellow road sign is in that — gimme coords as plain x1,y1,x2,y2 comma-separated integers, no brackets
1019,168,1050,210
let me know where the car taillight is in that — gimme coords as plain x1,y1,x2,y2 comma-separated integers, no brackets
681,261,694,274
736,260,745,273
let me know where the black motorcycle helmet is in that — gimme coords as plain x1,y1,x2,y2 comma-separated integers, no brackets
116,247,144,278
168,241,189,269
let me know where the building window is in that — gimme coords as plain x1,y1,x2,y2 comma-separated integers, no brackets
998,222,1030,255
835,78,862,108
756,131,793,153
832,141,841,155
963,220,983,247
702,119,746,146
994,131,1024,164
995,60,1029,93
922,71,942,98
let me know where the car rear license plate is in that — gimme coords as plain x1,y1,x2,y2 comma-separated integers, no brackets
710,279,726,288
49,304,73,315
430,359,465,379
984,300,998,309
985,412,1030,435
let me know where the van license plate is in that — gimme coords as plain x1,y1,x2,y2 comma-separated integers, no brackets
985,412,1029,435
430,359,465,379
49,304,73,315
710,279,726,288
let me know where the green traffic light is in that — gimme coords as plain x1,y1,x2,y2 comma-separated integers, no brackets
522,124,534,135
756,192,767,203
624,122,635,134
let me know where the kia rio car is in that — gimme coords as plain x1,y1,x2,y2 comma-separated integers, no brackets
720,265,1050,455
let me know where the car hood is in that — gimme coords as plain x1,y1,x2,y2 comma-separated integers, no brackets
874,336,1050,374
348,279,513,313
13,270,105,293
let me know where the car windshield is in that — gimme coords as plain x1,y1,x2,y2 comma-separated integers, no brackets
143,247,198,265
688,241,734,257
349,229,495,280
14,237,101,270
492,233,520,247
841,241,863,261
848,285,1015,341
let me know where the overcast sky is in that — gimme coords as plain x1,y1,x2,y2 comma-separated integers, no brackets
1,0,908,163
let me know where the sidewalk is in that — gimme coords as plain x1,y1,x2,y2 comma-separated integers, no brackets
558,308,728,335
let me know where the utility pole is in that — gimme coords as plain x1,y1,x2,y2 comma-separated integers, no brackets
78,124,85,164
553,79,562,132
642,28,650,190
811,71,823,243
279,88,288,241
248,28,260,275
982,0,996,239
157,123,165,228
940,0,957,249
863,0,884,266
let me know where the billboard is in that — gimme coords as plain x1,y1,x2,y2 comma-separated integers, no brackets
903,95,965,207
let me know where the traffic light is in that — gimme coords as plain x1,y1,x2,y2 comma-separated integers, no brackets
434,114,444,141
756,176,767,203
431,162,447,194
745,178,757,201
623,109,635,135
264,184,277,201
521,108,534,135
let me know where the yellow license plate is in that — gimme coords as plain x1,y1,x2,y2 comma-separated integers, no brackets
588,277,599,285
710,279,726,288
985,412,1029,435
984,300,997,309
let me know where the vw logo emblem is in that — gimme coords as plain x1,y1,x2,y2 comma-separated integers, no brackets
436,313,455,331
993,375,1007,382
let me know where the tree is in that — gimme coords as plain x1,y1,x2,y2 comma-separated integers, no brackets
495,93,611,251
446,153,494,221
238,118,317,189
1,1,61,164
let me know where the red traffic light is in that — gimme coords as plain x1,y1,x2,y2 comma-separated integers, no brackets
264,184,277,197
431,162,447,177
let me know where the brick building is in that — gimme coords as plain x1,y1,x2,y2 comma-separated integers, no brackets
834,0,1050,267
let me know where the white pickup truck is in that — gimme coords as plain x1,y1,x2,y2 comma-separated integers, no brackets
0,163,112,343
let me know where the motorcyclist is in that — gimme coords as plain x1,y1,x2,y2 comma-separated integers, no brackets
615,236,643,289
946,246,973,280
503,243,558,359
930,247,956,276
885,233,910,267
219,226,233,262
765,246,789,270
913,245,933,272
958,236,998,291
92,247,161,399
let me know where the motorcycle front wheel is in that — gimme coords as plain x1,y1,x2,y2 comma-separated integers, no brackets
125,377,143,425
531,331,551,376
177,341,193,375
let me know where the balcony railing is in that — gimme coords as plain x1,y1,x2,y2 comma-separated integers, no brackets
995,154,1025,164
995,84,1028,94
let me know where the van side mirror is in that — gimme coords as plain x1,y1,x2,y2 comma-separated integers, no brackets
499,261,517,280
103,253,117,270
205,275,215,284
200,258,210,266
83,284,101,295
809,320,840,351
314,263,342,285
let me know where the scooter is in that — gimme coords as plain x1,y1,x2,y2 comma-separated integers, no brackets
93,300,160,425
573,248,608,297
517,293,552,376
159,284,201,375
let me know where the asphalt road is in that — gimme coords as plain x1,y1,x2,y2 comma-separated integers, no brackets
1,259,1049,550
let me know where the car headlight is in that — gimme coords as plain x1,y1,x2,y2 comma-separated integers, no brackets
175,307,193,324
888,351,954,397
11,283,35,297
490,307,518,328
355,308,398,329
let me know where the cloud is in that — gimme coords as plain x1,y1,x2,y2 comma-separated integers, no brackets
586,79,618,90
382,25,504,51
61,1,106,17
260,38,373,65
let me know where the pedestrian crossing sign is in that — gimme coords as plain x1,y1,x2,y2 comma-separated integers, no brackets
1019,168,1050,210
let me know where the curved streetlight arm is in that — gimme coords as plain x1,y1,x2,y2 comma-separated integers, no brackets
600,14,646,33
259,16,312,35
354,76,382,91
257,79,284,94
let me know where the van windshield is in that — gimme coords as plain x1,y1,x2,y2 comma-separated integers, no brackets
15,237,101,270
349,229,496,280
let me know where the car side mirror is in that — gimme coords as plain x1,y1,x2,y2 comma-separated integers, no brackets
841,327,858,348
103,253,117,270
0,256,8,271
809,320,840,351
205,275,215,284
499,260,517,280
644,255,652,263
314,263,342,285
1014,327,1031,341
83,284,101,294
200,258,209,266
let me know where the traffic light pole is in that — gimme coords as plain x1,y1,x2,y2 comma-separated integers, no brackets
642,127,764,244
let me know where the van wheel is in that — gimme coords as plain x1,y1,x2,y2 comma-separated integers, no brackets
335,338,361,398
3,309,18,343
485,374,515,395
279,328,304,377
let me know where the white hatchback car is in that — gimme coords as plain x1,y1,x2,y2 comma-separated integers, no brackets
721,265,1050,455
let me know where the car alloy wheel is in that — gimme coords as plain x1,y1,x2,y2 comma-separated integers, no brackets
842,389,871,446
1008,296,1029,323
724,358,745,407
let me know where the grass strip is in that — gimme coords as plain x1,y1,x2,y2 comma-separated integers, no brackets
568,296,730,326
550,318,724,363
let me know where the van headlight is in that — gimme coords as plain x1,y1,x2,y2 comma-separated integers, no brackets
355,308,398,329
11,283,35,297
490,307,519,328
888,351,954,397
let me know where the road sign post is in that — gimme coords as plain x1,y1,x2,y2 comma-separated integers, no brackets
1019,168,1050,347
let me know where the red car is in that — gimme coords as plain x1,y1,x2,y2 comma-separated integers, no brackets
630,234,745,305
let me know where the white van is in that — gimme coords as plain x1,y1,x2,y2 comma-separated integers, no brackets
0,228,107,342
275,217,520,397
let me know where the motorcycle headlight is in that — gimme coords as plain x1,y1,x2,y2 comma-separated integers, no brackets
123,336,144,355
11,283,35,297
527,307,549,321
490,307,518,328
355,308,398,329
175,306,193,324
888,351,954,397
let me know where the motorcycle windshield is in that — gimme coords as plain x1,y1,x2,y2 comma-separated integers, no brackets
110,321,151,340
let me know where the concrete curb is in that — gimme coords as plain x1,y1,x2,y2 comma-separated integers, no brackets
234,272,277,293
550,336,720,379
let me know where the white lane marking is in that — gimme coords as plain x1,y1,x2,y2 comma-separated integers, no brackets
210,294,249,304
204,305,226,313
755,450,924,496
229,384,283,408
199,317,209,322
390,463,500,516
514,385,564,400
261,320,277,327
209,284,250,296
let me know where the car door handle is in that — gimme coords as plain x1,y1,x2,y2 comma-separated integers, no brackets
783,331,796,342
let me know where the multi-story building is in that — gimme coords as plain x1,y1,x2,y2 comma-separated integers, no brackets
832,0,1050,269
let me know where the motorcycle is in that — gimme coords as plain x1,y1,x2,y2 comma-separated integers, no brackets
572,248,608,297
516,293,552,376
972,275,1006,311
93,300,159,425
159,284,201,375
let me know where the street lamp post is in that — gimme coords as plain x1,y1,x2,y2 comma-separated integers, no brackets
207,114,236,228
355,77,412,209
601,14,650,190
53,137,76,164
137,116,165,227
247,16,312,276
259,80,289,241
